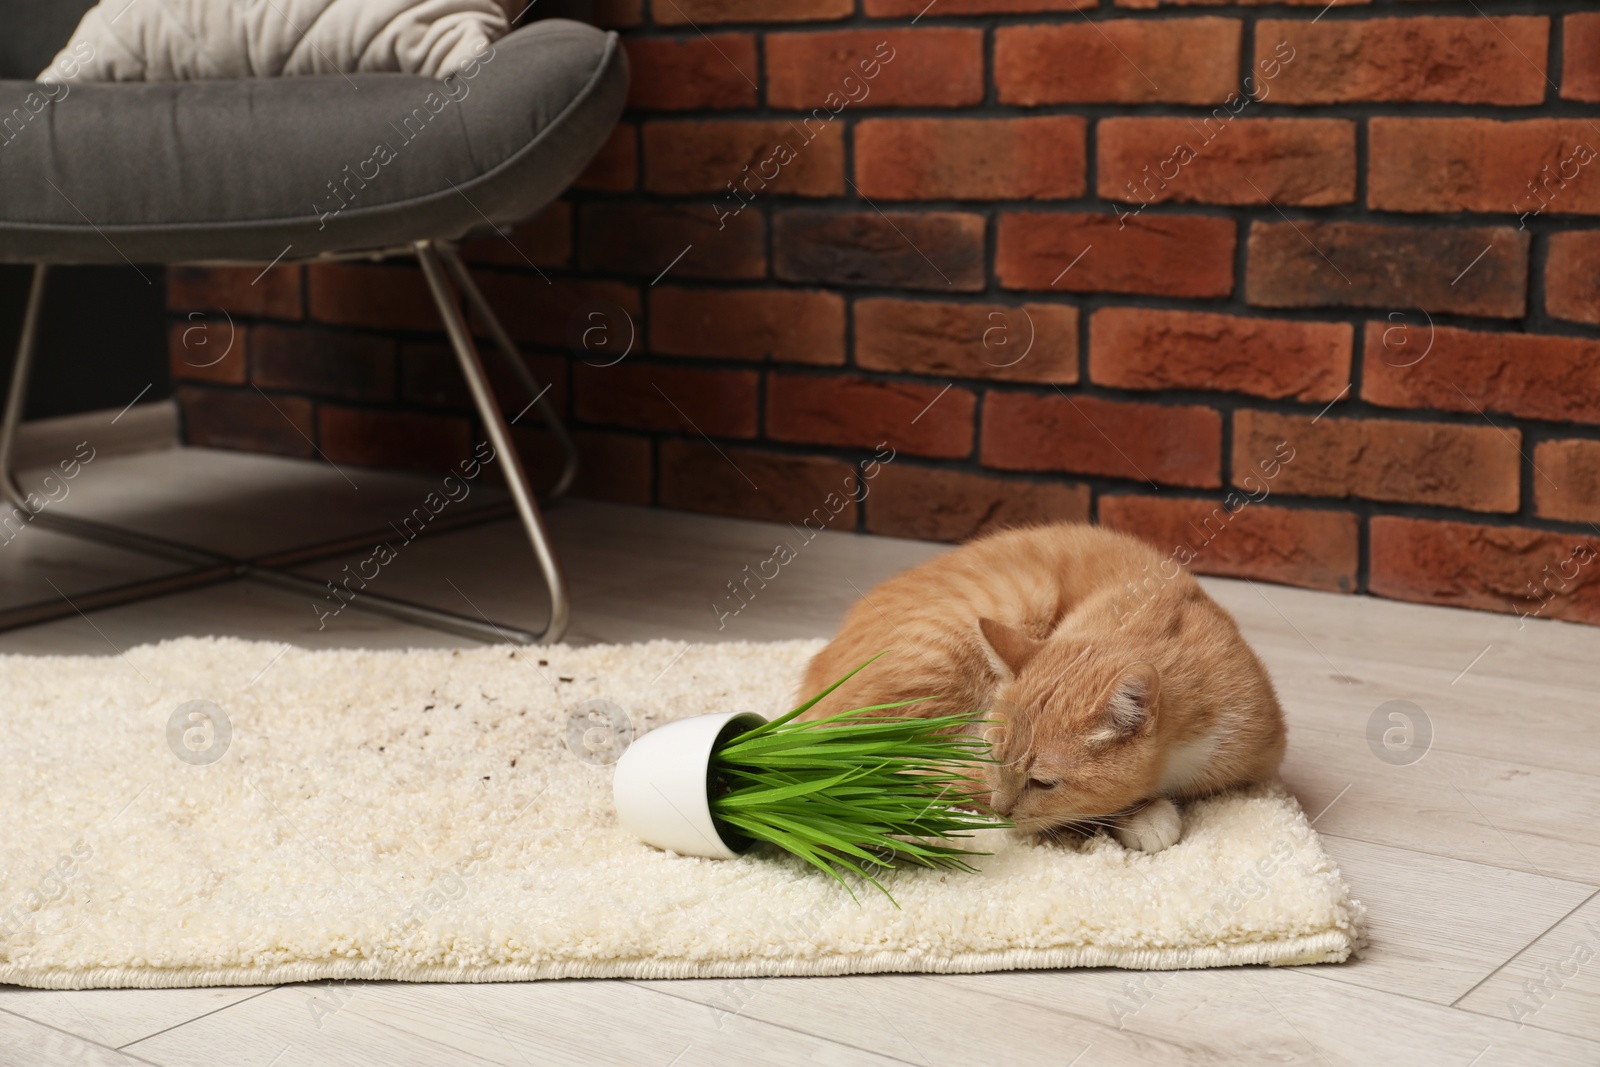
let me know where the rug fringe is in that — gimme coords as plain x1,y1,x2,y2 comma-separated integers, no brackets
0,932,1355,990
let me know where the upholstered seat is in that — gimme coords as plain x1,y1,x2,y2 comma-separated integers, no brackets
0,5,625,643
0,15,627,263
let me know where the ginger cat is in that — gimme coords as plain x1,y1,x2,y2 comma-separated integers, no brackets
799,523,1286,853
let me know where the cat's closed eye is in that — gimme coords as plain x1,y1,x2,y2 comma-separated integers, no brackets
1027,778,1059,790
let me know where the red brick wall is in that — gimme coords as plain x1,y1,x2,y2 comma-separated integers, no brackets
168,3,1600,626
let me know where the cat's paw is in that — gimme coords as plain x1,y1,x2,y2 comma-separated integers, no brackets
1112,797,1182,854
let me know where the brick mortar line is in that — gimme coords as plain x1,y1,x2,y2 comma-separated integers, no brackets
623,102,1600,120
563,190,1600,233
625,2,1597,36
1354,496,1372,597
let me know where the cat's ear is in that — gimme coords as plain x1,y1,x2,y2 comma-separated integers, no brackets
1099,662,1160,736
977,617,1043,680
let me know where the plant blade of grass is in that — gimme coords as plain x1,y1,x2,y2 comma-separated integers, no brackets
732,652,891,739
715,768,864,809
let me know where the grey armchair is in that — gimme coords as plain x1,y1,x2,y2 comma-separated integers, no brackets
0,4,630,644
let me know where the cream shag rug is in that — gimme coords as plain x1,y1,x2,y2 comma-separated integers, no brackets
0,638,1363,990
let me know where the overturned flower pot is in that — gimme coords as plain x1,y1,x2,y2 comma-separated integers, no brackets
611,661,1012,902
612,710,767,860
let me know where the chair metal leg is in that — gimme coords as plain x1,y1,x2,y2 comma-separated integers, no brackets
0,258,571,646
440,248,579,504
0,265,234,572
0,265,241,626
0,265,47,484
416,240,571,644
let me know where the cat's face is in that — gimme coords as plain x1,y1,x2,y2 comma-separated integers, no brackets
973,618,1167,833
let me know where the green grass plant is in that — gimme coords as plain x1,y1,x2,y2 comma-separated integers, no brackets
708,657,1012,903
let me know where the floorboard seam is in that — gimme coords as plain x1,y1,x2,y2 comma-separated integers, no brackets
0,1005,165,1065
1448,887,1600,1009
114,987,279,1051
624,979,927,1066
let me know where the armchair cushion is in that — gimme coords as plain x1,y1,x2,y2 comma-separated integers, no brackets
0,18,626,265
40,0,509,83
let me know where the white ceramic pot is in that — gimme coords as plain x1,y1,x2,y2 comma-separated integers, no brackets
612,711,767,859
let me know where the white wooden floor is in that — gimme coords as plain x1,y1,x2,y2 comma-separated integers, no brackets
2,429,1599,1066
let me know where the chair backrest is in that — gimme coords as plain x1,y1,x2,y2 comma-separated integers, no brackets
0,1,97,79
